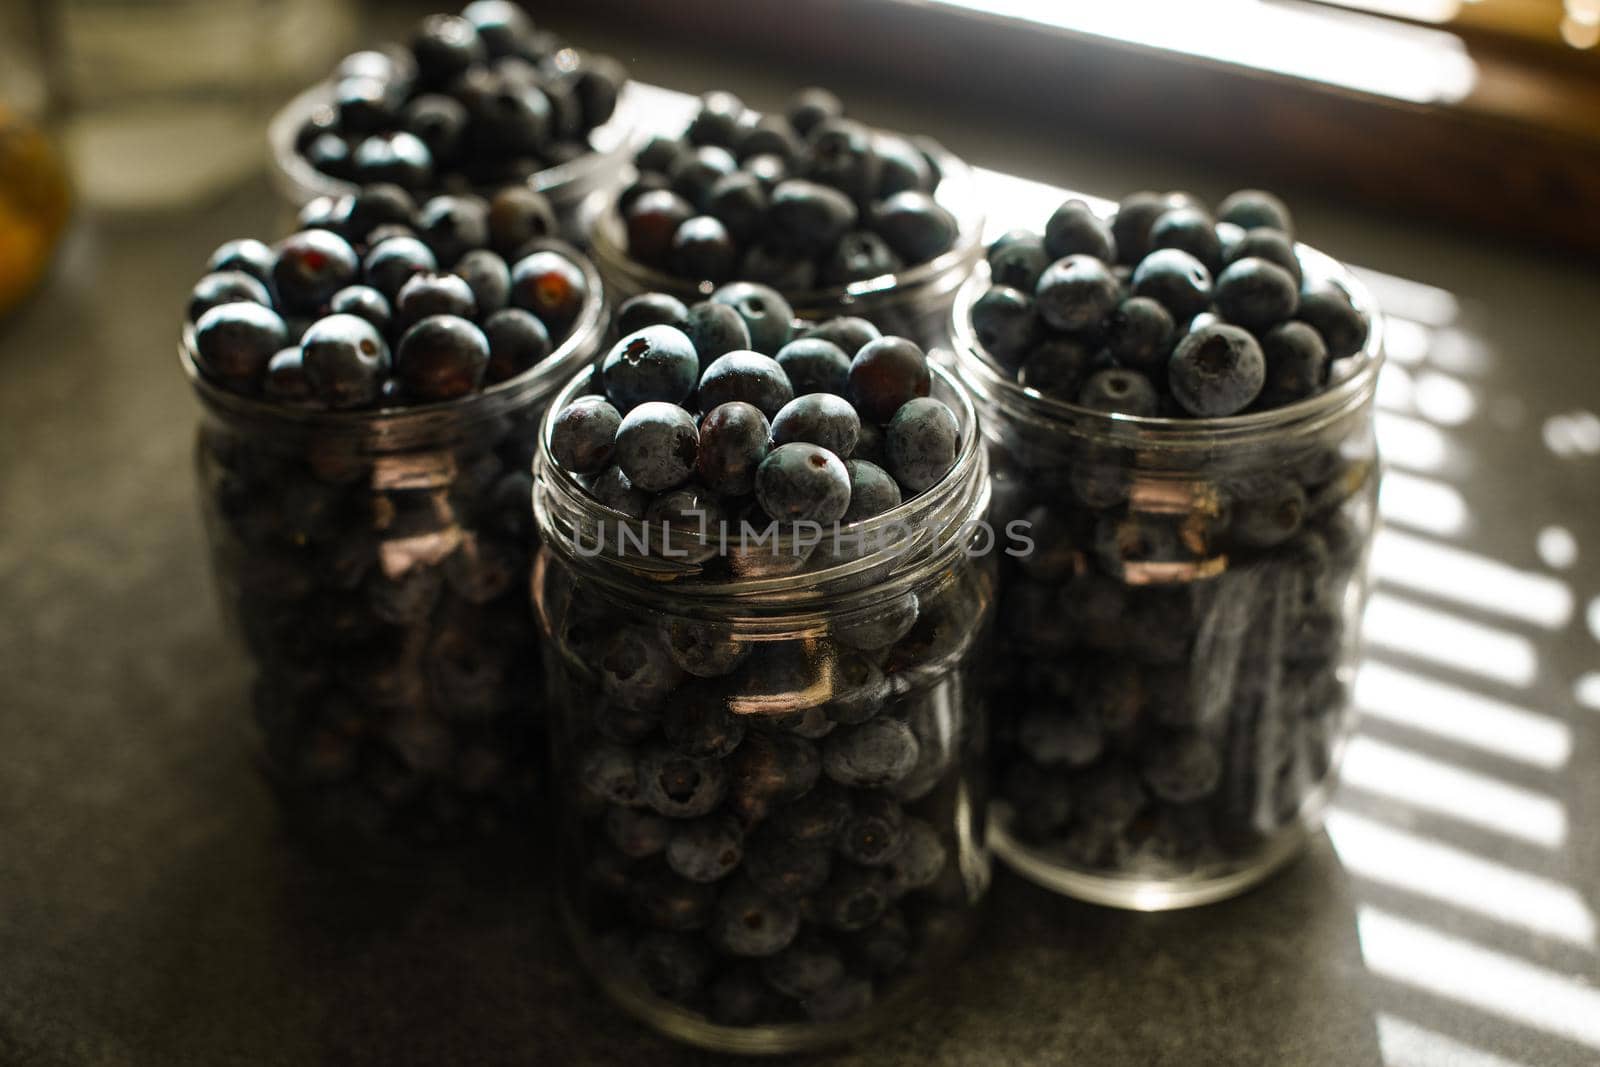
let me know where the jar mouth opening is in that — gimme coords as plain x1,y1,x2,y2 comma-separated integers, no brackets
951,245,1386,444
534,359,988,605
585,148,985,313
267,79,645,204
178,237,608,432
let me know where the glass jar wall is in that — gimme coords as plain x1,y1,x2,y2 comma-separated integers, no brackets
952,248,1384,910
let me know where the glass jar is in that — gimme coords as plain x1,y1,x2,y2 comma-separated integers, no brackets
267,80,644,242
531,363,994,1053
952,247,1384,910
584,148,983,350
180,246,606,861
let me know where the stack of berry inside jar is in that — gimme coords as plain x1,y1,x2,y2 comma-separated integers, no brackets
535,288,993,1040
613,88,963,292
184,181,598,849
961,188,1380,905
288,2,626,194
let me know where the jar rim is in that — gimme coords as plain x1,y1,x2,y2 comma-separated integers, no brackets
178,237,608,440
585,146,985,315
267,78,646,205
533,358,990,614
951,244,1385,447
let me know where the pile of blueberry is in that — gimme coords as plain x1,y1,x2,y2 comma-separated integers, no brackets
545,282,963,562
971,189,1370,417
976,190,1377,880
185,182,601,848
291,2,625,192
187,182,588,407
544,532,990,1028
617,88,960,289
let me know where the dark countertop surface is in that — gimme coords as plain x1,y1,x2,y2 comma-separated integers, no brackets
4,21,1600,1067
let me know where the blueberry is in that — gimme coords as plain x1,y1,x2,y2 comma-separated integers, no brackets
411,13,484,88
487,186,556,256
1110,190,1170,265
482,307,552,382
580,742,641,805
682,300,752,371
842,460,902,522
745,832,833,898
822,718,919,788
869,190,958,264
705,170,768,242
1077,368,1159,416
625,189,695,268
698,351,794,419
837,792,905,866
1017,708,1102,768
669,215,737,281
585,465,649,518
734,114,805,165
821,230,901,286
272,229,360,314
1004,762,1074,840
970,285,1038,371
739,242,818,293
300,313,391,408
328,285,392,334
1018,337,1094,400
351,131,434,190
768,179,859,257
206,238,275,284
1102,296,1175,376
1035,255,1121,334
696,401,771,496
602,325,700,410
886,397,959,493
1169,324,1266,417
799,317,881,358
756,443,852,524
1142,731,1223,802
1218,188,1293,237
1132,248,1213,321
606,804,672,858
631,867,716,931
873,133,934,198
1215,257,1299,332
987,229,1050,293
1044,199,1116,263
661,619,751,679
395,271,477,328
1297,283,1370,360
614,401,699,494
770,779,851,843
395,315,489,401
884,817,946,894
1257,320,1329,408
727,733,822,822
402,93,469,164
262,347,313,403
1229,476,1306,548
638,744,728,819
709,965,784,1026
667,815,744,882
509,250,587,336
305,132,353,180
363,235,437,302
742,152,789,191
1150,206,1223,271
686,90,745,148
670,145,738,211
1225,229,1301,287
847,336,929,423
551,395,622,474
709,880,800,957
194,302,287,392
705,283,791,355
188,270,270,323
414,194,488,267
460,0,531,57
854,910,912,974
812,864,890,932
763,936,845,1001
806,118,880,205
630,930,712,1004
770,339,848,399
787,87,844,138
771,393,860,457
452,248,511,316
613,295,688,340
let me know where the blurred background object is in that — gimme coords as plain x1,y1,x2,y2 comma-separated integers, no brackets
0,5,69,318
35,0,357,210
